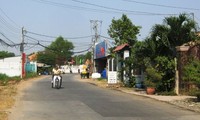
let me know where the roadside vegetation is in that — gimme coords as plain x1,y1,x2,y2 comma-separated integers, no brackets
0,72,38,120
107,13,199,96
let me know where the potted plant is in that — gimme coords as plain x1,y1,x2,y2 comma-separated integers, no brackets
144,67,163,95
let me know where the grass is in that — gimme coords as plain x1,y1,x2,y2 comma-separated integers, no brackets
0,72,38,120
0,112,8,120
0,85,17,120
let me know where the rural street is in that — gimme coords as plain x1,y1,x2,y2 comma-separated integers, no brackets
9,74,200,120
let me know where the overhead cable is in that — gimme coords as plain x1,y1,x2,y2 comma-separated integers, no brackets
123,0,199,11
26,30,93,40
30,0,128,15
73,45,92,54
31,0,177,16
0,8,21,28
0,38,18,47
0,32,16,44
71,0,176,15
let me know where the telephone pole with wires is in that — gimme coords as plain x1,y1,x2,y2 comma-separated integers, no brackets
90,20,102,73
20,27,26,78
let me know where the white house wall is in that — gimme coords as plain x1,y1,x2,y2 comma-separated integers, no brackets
0,56,21,77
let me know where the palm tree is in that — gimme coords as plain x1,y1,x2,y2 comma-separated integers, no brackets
150,13,197,58
140,13,198,93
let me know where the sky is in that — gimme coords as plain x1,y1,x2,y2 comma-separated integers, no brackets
0,0,200,56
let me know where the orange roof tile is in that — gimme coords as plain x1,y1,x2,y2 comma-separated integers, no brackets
113,43,129,52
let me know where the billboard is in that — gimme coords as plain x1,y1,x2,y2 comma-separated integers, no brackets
95,41,106,59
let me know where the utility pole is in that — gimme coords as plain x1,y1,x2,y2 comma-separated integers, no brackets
90,20,102,73
20,27,25,78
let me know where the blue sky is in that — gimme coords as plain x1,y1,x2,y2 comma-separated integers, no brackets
0,0,200,55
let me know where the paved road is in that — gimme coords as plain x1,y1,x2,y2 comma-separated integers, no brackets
10,74,200,120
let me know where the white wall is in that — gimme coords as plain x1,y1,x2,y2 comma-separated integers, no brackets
0,56,21,77
60,65,79,73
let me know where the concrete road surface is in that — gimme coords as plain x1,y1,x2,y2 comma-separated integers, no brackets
9,74,200,120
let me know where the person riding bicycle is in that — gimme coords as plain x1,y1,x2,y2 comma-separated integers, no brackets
52,65,62,87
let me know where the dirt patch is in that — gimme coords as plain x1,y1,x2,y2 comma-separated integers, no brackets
0,85,16,120
0,75,48,120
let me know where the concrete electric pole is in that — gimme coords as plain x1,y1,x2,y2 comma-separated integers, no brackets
20,27,25,78
90,20,102,73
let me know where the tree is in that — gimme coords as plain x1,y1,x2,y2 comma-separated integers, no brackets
108,14,141,86
141,13,197,93
0,51,15,59
37,36,74,66
37,51,56,65
48,36,74,65
108,14,141,46
150,13,197,58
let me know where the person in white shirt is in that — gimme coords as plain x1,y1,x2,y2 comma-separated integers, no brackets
52,65,62,87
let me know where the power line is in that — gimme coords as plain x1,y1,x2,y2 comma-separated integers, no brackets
0,16,20,34
0,32,16,44
100,35,114,41
73,45,93,54
25,34,92,54
123,0,199,11
26,30,93,40
30,0,127,15
71,0,176,15
26,31,57,38
25,35,53,43
30,0,177,16
0,38,19,47
0,10,20,33
0,8,21,28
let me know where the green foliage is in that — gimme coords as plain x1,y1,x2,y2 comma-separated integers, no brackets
74,51,91,65
144,79,156,88
187,88,200,102
149,13,196,58
141,13,197,93
0,72,39,86
0,74,20,85
0,51,15,59
97,78,104,81
85,52,91,60
25,72,38,79
145,67,163,88
108,14,141,86
108,14,141,46
146,67,163,81
37,51,56,66
0,73,9,81
183,59,200,83
183,59,200,100
37,36,74,66
131,41,149,68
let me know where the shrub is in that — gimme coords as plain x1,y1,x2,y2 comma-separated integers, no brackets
0,74,9,85
144,67,162,88
25,72,38,79
183,59,200,101
0,74,20,85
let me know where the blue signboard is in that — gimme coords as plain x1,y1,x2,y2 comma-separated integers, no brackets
95,41,106,59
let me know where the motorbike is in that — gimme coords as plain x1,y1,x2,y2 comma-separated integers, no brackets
52,75,62,89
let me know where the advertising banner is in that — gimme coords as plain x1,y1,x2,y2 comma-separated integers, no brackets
95,41,106,59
